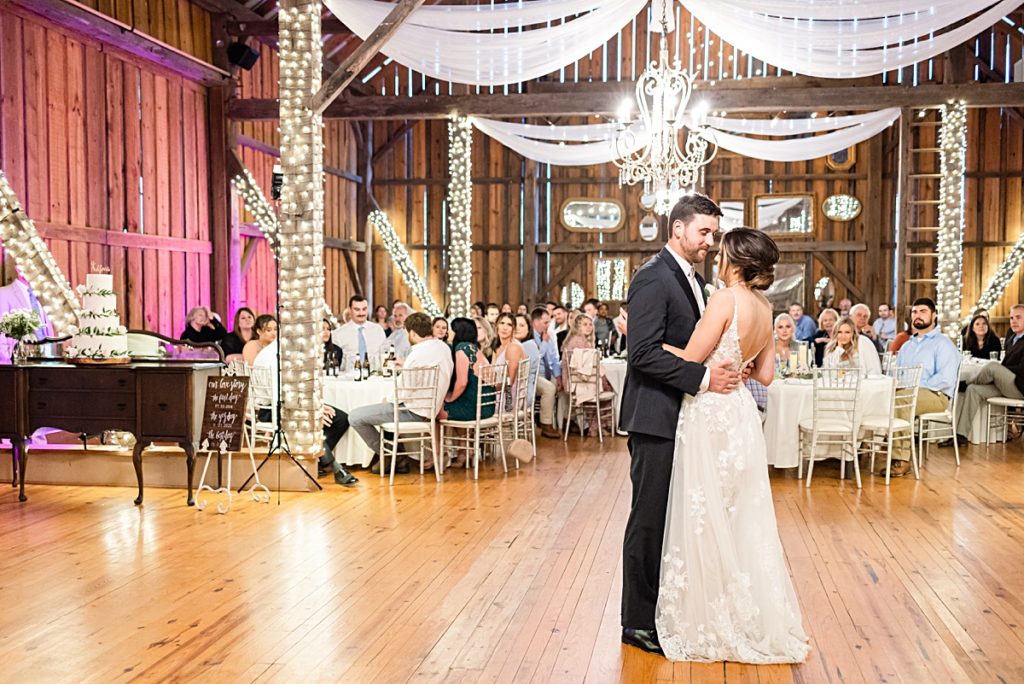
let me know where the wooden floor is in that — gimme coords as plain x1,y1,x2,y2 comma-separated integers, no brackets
1,436,1023,683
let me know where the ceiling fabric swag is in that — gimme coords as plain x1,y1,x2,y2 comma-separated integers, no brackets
679,0,1019,78
471,108,900,165
323,0,648,86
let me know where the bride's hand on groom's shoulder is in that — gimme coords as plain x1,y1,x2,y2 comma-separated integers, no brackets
707,359,741,394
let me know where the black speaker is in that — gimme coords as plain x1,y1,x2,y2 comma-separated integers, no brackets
271,165,283,200
227,41,260,70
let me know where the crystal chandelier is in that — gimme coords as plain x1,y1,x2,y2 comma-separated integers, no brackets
613,4,716,216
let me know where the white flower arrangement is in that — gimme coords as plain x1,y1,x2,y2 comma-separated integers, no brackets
76,284,86,295
0,308,42,341
704,283,717,299
117,325,127,335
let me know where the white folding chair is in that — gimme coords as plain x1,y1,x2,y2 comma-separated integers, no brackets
861,365,922,485
563,348,616,443
380,365,440,485
440,362,508,480
917,361,962,467
247,366,276,452
986,396,1024,443
500,357,535,464
798,368,862,488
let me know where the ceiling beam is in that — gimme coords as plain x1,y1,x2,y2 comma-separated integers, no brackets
227,17,350,36
229,80,1024,121
188,0,263,21
3,0,231,85
309,0,426,115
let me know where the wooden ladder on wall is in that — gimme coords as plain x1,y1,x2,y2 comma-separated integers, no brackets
896,107,944,316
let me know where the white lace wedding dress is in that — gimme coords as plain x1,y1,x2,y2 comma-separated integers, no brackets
655,299,810,664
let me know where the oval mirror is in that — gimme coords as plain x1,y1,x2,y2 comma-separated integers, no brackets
822,194,862,222
639,214,659,242
560,198,625,232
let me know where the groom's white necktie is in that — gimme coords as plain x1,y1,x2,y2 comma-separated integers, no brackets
685,266,705,315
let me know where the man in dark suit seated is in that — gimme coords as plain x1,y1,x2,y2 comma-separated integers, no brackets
955,303,1024,442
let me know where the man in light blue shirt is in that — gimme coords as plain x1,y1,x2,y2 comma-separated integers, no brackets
531,309,562,438
873,303,898,349
788,303,817,343
890,297,960,476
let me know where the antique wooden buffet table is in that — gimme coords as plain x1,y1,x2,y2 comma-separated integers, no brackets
0,362,221,504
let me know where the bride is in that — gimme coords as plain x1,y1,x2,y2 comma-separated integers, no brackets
657,227,810,664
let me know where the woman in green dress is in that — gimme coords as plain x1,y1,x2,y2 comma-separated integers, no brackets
443,317,494,422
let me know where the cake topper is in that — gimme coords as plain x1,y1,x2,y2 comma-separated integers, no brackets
90,261,111,275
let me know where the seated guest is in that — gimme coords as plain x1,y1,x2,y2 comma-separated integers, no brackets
559,313,603,391
823,317,882,374
530,307,562,439
332,295,387,365
515,313,541,406
492,312,526,402
838,297,852,317
470,301,484,318
220,307,256,361
473,315,495,362
500,303,513,314
549,303,568,340
516,304,529,316
850,303,884,353
885,297,960,476
960,307,989,339
558,310,579,353
583,298,612,346
812,308,839,367
955,304,1024,444
349,313,453,474
180,306,227,344
560,315,612,429
243,314,277,366
432,316,449,342
373,305,392,336
253,338,356,486
773,313,801,366
788,303,817,343
873,303,898,348
388,302,413,359
321,319,343,369
485,303,500,326
962,313,1002,360
443,317,492,423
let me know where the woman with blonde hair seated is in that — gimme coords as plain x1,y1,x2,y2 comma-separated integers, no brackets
822,316,882,374
773,313,801,365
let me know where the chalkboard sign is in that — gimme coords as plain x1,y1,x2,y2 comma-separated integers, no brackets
200,376,249,452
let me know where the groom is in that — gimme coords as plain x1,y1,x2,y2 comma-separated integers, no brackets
619,193,741,656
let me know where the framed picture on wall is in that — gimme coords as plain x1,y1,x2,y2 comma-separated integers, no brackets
765,263,806,312
754,194,814,235
560,198,625,233
825,145,856,171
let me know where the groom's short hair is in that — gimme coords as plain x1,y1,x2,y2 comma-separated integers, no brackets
669,192,723,228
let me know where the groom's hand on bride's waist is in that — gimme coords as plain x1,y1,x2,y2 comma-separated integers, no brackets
707,359,741,394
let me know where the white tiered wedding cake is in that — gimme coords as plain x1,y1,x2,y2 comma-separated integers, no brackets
68,274,129,361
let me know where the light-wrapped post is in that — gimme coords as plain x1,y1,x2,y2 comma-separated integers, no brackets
0,171,81,332
446,115,473,317
368,210,442,318
936,100,967,339
278,0,323,456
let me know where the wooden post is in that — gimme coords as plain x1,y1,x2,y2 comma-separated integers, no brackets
522,158,538,305
208,13,239,319
278,0,323,457
864,130,885,308
895,107,913,317
355,121,374,303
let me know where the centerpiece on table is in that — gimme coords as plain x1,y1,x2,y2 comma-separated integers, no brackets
65,271,131,365
0,308,42,364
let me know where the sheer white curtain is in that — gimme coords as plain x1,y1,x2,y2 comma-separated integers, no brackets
323,0,648,86
471,108,900,165
680,0,1018,78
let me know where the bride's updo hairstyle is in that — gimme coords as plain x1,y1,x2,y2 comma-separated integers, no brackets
721,227,780,291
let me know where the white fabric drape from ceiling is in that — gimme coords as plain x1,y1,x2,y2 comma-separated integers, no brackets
323,0,648,86
470,108,900,165
681,0,1019,78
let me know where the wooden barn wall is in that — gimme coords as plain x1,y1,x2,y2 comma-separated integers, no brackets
73,0,212,63
235,43,360,319
358,7,1024,323
0,7,212,337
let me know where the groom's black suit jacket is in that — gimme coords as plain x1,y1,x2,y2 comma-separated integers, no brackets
618,247,709,441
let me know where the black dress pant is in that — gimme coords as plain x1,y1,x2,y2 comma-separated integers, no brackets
621,431,675,631
257,405,348,467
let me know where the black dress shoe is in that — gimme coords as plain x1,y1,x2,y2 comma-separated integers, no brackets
621,628,664,656
334,466,358,486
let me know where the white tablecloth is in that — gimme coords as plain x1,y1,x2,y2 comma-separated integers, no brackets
763,376,894,468
323,375,392,467
601,359,628,435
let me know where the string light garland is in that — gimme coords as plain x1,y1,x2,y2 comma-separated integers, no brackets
561,282,585,310
277,0,323,456
595,258,629,302
368,210,443,318
447,115,473,317
231,169,338,327
965,232,1024,322
936,101,967,339
0,171,81,333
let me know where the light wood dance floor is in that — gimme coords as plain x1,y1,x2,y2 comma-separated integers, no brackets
1,437,1022,683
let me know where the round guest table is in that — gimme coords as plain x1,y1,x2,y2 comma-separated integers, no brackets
600,358,628,436
763,375,894,468
323,375,392,467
